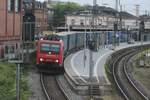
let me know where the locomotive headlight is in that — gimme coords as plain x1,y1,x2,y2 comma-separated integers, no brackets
40,58,44,62
55,60,59,63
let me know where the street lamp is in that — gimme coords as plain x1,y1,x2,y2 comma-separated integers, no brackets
84,15,87,68
88,0,98,99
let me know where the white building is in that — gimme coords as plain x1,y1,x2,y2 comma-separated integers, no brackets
65,6,139,30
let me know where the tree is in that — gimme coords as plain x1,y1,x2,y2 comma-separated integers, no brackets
52,2,84,27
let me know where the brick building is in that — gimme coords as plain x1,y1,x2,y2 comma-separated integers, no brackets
34,1,48,34
0,0,22,58
23,0,48,34
0,0,48,58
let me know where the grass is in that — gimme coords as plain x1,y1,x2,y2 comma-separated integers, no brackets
103,49,150,100
131,49,150,93
0,61,31,100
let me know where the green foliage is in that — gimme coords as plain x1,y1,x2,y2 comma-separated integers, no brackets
20,73,31,100
0,62,31,100
52,2,84,27
0,62,16,100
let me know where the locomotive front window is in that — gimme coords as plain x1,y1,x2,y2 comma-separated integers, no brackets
40,43,60,54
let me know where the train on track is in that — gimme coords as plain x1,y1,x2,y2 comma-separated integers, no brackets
36,32,101,73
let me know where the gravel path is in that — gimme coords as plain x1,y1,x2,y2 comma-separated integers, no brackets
27,68,46,100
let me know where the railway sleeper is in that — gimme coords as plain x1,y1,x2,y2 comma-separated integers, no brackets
91,85,101,96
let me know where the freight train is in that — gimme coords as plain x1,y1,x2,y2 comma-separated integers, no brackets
36,32,101,73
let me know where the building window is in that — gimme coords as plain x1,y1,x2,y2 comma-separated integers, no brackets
5,45,15,54
8,0,15,12
80,19,84,26
89,19,93,25
71,19,75,25
15,0,21,12
98,19,102,25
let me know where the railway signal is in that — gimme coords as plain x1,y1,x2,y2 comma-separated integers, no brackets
113,22,118,47
139,20,145,41
88,41,96,51
22,15,35,42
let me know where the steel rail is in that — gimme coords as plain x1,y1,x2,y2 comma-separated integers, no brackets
55,75,70,100
124,53,149,100
40,74,51,100
112,50,132,100
112,46,149,100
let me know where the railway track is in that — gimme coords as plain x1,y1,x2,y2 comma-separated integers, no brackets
40,74,68,100
38,44,150,100
112,47,149,100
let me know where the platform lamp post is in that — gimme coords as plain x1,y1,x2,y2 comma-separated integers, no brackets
113,0,119,48
113,22,118,47
140,20,145,45
88,0,97,99
84,15,87,68
88,40,95,99
139,20,145,59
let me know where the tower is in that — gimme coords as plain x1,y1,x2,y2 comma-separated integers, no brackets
135,5,140,17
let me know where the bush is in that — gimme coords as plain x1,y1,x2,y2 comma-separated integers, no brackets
0,62,30,100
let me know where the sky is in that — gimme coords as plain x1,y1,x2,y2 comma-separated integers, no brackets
39,0,150,15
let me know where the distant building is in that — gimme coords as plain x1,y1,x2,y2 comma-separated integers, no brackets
34,1,48,33
140,15,150,29
47,1,54,29
64,6,138,31
23,0,48,38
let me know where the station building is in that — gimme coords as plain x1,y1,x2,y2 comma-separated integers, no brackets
64,6,150,31
64,6,138,31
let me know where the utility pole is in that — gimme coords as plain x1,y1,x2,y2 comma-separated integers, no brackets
113,0,119,47
115,0,118,11
140,20,145,44
84,12,87,68
88,0,97,99
119,4,122,45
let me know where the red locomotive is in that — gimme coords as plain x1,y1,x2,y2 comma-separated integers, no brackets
36,39,64,72
36,32,102,73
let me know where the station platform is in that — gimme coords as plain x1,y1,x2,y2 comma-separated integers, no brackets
64,42,150,86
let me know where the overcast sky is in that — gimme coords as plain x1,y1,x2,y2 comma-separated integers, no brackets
39,0,150,15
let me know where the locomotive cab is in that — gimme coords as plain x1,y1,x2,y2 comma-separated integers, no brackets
36,40,64,68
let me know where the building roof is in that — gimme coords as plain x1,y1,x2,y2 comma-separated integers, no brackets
66,5,137,19
120,11,137,19
140,15,150,21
